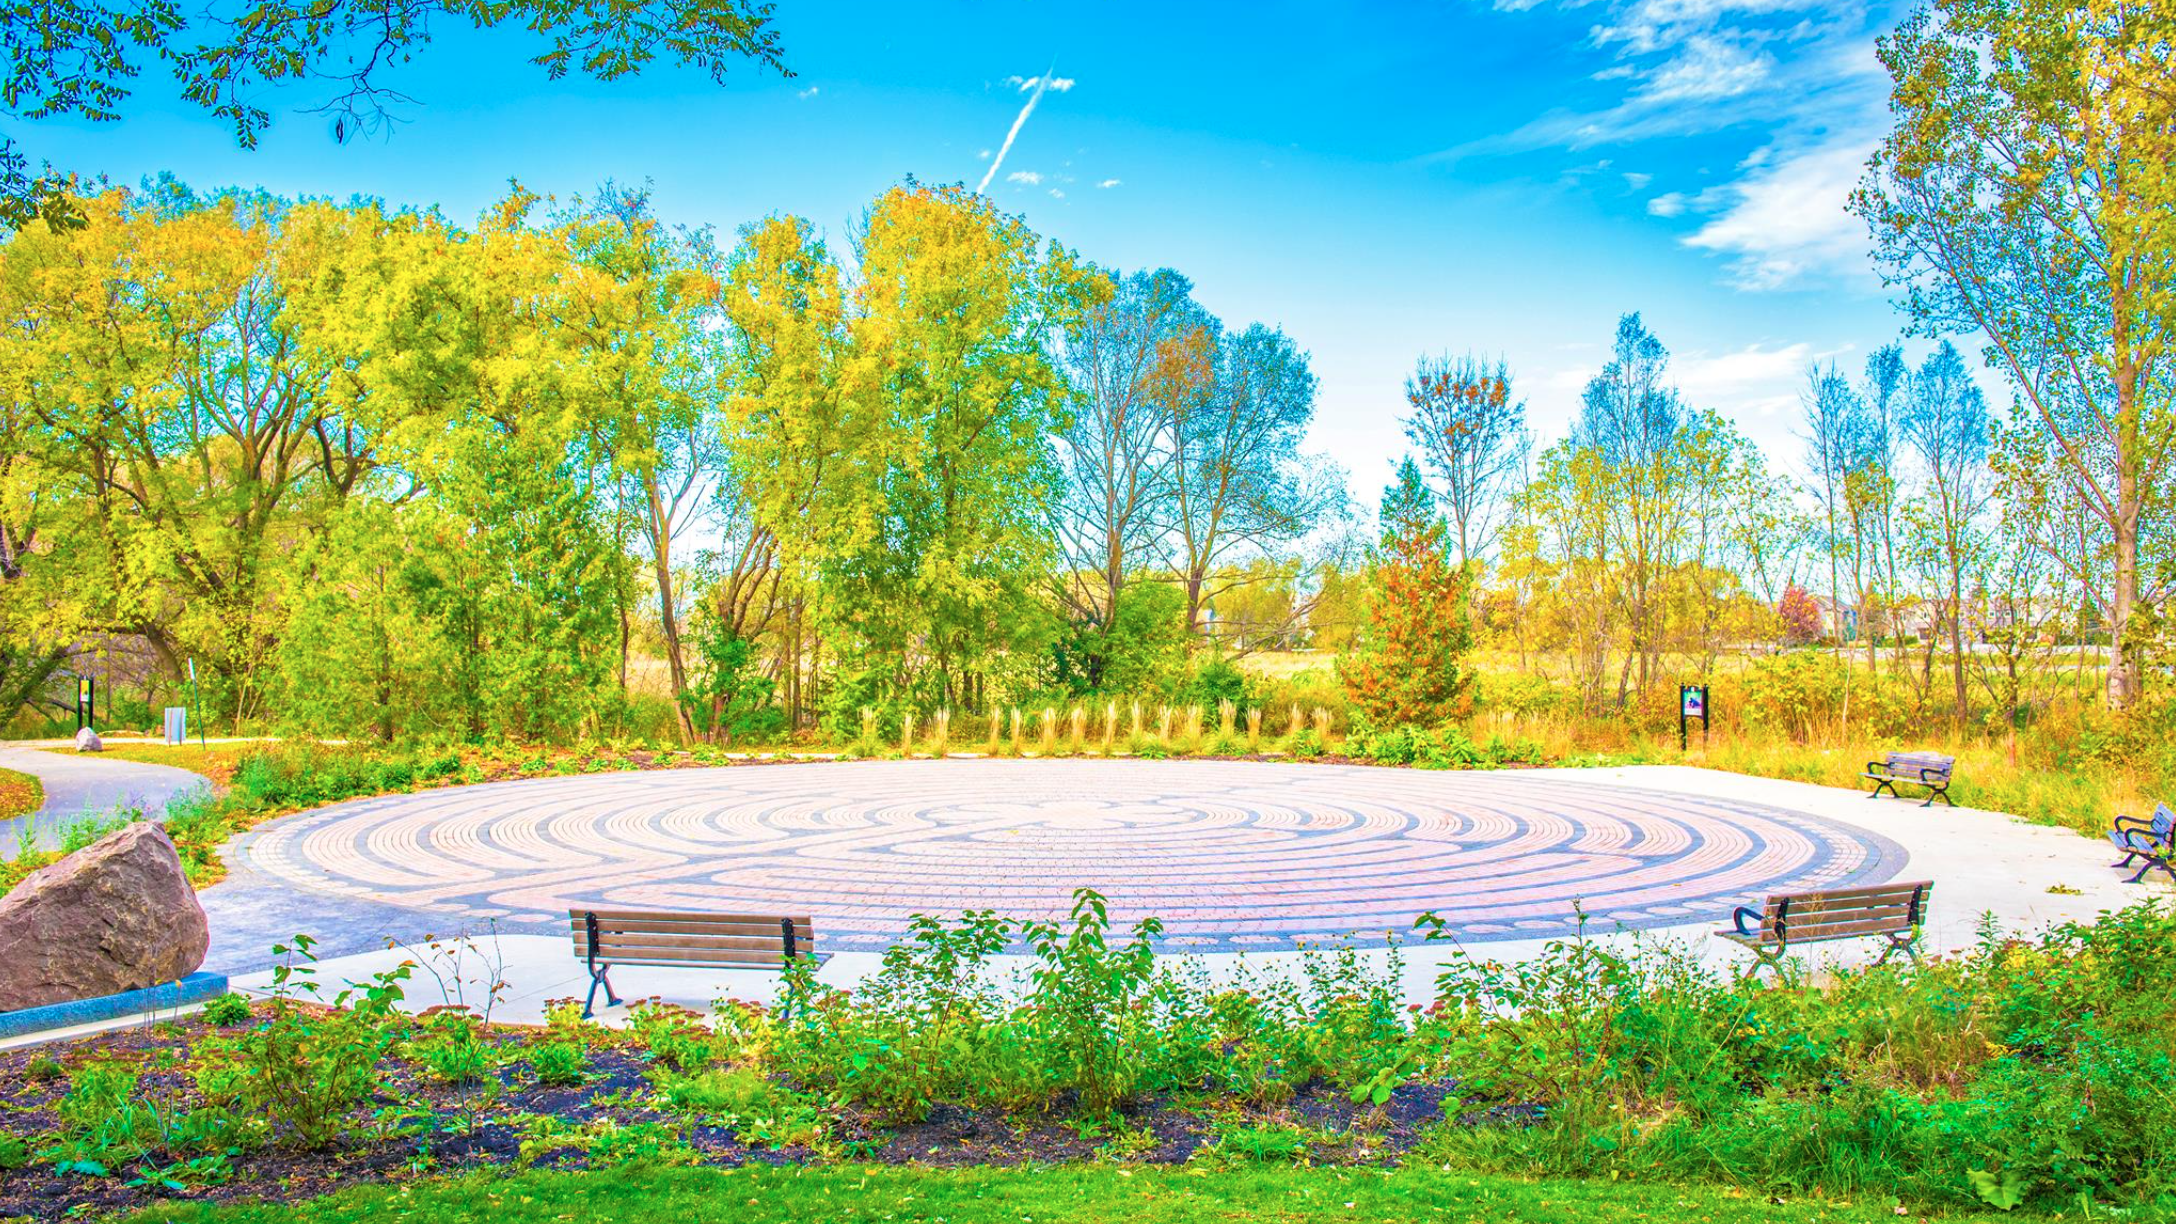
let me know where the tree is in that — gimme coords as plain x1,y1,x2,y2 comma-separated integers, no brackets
1571,313,1693,702
5,188,387,724
1166,323,1343,636
714,212,851,726
2,0,787,227
1778,583,1822,646
828,183,1090,710
1401,353,1525,564
1900,340,1991,725
1852,0,2176,708
1339,457,1473,727
559,182,727,740
1051,268,1208,685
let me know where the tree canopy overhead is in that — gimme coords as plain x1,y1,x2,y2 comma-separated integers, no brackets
0,0,789,227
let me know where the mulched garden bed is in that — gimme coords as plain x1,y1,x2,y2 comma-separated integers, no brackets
0,1011,1466,1222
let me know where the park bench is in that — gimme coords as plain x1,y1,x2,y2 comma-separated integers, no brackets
1714,880,1934,976
1861,751,1956,806
2108,803,2176,885
569,908,820,1018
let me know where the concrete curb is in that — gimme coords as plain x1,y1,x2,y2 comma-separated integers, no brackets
0,971,230,1041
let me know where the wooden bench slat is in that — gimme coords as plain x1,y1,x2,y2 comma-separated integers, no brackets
1746,916,1929,943
1770,886,1923,906
578,933,820,955
571,919,813,938
596,945,800,962
570,909,814,927
1766,892,1923,910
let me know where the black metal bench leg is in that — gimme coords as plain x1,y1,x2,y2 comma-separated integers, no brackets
1874,931,1921,968
582,963,621,1019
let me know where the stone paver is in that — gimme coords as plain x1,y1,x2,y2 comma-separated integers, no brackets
229,759,1911,953
188,759,2160,1021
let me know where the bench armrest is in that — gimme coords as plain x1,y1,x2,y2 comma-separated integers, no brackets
1732,906,1765,937
1917,766,1949,783
2113,813,2153,832
1865,760,1888,775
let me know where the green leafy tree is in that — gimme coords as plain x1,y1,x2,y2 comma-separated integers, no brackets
826,183,1091,710
2,0,787,227
1339,458,1473,728
1851,0,2176,708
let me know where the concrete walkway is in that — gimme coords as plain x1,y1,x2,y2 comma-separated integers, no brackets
0,743,209,849
211,761,2165,1027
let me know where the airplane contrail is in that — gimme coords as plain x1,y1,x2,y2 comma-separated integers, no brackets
975,70,1055,194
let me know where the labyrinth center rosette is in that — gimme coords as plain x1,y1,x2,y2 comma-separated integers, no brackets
238,759,1906,951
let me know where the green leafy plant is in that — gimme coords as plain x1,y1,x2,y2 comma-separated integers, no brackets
201,992,253,1026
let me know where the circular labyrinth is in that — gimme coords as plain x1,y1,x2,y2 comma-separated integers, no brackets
237,760,1907,951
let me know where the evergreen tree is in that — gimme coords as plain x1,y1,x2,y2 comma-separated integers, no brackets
1339,458,1474,727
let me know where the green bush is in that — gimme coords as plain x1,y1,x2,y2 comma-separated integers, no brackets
528,1041,589,1087
200,993,252,1027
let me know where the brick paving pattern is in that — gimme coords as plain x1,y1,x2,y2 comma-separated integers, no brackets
235,759,1907,951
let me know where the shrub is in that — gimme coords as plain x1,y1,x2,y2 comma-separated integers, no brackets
528,1041,589,1087
200,993,252,1027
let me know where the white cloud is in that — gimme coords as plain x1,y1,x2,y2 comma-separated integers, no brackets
1622,171,1652,189
1048,188,1066,198
1007,170,1043,185
1681,135,1877,289
1006,74,1076,93
797,86,820,100
1097,178,1122,189
1630,33,1772,103
1646,191,1689,216
1439,0,1880,156
977,149,991,160
1673,340,1814,394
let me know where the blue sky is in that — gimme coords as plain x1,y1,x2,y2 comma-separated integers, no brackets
28,0,1918,496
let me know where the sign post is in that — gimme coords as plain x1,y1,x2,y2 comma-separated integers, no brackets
75,676,94,731
1678,683,1711,753
187,657,204,748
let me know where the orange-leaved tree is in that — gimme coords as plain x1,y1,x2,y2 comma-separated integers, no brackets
1339,457,1474,728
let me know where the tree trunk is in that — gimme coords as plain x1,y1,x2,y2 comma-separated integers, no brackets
645,477,694,743
2108,460,2141,709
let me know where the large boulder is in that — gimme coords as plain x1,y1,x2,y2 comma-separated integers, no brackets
74,726,103,752
0,822,210,1012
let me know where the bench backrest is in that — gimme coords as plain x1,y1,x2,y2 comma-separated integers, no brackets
570,909,817,969
1749,881,1933,946
1884,751,1954,779
2152,804,2176,839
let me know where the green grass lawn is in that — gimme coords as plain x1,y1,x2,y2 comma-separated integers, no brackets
125,1164,2096,1224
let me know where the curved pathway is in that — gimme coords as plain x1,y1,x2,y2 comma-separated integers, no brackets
230,759,1905,952
0,745,208,849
